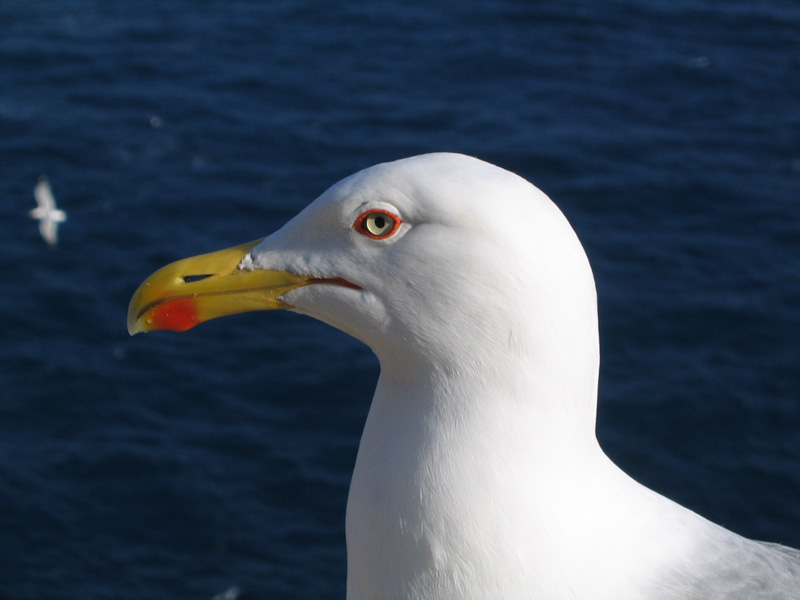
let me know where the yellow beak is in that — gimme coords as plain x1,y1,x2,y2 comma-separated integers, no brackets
127,239,311,335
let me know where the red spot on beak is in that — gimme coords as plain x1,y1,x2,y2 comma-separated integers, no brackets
148,297,200,332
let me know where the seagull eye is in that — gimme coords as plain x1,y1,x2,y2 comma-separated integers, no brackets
355,209,401,240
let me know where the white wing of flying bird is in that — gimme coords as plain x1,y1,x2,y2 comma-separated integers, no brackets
30,176,67,246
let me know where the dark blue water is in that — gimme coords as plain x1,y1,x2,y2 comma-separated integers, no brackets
2,1,799,598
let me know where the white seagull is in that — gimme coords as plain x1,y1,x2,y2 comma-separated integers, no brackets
30,176,67,246
128,154,800,599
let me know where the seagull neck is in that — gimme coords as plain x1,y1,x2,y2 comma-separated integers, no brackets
347,343,609,599
374,341,601,457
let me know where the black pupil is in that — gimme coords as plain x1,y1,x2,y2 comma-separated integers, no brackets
374,216,386,229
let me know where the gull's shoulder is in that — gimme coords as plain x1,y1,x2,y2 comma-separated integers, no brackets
656,529,800,599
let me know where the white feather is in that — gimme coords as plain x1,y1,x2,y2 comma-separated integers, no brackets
248,153,799,599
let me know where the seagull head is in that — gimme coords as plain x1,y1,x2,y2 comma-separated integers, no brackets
128,153,598,387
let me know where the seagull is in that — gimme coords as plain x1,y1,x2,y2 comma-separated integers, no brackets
128,154,800,599
30,176,67,246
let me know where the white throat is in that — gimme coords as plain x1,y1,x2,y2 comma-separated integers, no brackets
344,290,613,599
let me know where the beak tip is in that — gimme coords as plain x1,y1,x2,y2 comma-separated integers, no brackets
126,315,144,336
127,294,146,335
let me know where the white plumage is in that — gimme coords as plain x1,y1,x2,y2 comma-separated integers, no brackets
251,154,799,599
131,153,800,598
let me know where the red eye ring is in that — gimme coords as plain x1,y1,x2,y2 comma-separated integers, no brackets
354,209,402,240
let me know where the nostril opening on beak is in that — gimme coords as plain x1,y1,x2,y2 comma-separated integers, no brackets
182,274,214,283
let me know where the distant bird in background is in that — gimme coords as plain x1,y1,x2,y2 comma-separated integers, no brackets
30,176,67,246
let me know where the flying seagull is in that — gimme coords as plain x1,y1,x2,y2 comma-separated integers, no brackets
128,154,799,599
30,176,67,246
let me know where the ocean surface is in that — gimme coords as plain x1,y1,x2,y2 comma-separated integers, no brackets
2,1,799,598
